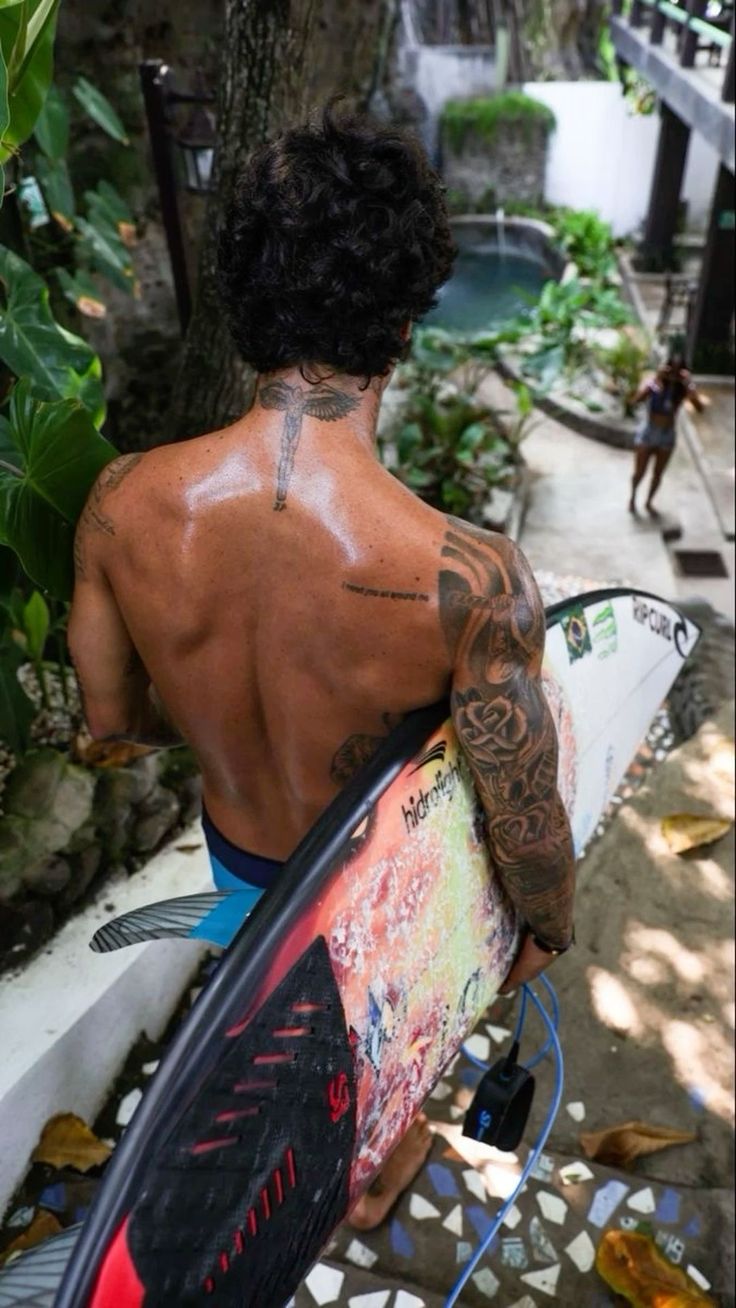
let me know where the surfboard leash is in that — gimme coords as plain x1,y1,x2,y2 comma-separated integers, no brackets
447,977,564,1307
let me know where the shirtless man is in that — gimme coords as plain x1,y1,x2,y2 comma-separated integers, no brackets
68,106,575,1231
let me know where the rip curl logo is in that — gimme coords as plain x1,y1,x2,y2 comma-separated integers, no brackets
327,1072,351,1124
402,761,462,835
410,740,447,774
633,597,689,656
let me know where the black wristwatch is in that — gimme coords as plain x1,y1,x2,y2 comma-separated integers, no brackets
530,927,575,956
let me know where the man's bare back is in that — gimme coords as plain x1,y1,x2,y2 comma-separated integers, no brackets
72,373,453,858
69,363,574,981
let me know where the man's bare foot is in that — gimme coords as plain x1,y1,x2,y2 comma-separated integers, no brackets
348,1115,433,1231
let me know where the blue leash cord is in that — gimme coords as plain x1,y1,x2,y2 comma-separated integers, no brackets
445,977,564,1308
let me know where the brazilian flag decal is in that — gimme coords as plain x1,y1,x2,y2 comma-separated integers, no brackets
561,605,593,663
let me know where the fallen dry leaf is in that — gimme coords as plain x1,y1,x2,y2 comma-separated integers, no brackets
661,813,732,856
596,1230,716,1306
580,1121,695,1169
0,1211,62,1266
175,843,203,854
31,1113,112,1172
72,733,154,768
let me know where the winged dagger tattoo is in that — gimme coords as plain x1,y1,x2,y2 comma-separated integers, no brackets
259,379,360,511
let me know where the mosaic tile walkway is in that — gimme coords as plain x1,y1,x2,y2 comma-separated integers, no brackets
289,1014,724,1307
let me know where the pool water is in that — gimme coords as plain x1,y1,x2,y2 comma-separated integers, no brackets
426,248,549,333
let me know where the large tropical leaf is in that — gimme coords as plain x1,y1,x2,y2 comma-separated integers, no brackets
72,75,128,144
0,244,106,424
32,79,67,157
0,0,59,161
0,381,116,598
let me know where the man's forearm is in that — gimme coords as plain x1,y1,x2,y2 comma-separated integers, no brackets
487,795,575,948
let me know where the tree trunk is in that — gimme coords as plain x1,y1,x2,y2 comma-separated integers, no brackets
167,0,390,442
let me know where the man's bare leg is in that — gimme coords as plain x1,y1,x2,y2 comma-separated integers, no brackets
348,1115,433,1231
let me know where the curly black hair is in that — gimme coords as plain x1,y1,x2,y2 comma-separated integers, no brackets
217,104,456,380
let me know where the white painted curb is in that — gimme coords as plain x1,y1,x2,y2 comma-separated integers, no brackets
0,823,211,1219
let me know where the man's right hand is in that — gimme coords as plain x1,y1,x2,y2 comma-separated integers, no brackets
499,932,563,994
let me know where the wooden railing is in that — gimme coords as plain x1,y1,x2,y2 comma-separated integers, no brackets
612,0,734,100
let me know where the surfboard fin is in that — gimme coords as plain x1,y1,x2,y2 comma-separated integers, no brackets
89,889,261,953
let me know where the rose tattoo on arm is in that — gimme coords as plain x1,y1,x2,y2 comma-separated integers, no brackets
439,518,575,948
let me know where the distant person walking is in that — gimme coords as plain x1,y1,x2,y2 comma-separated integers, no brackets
629,352,706,516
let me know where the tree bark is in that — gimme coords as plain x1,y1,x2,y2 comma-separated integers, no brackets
167,0,390,442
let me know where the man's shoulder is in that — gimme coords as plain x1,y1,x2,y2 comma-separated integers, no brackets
442,515,531,582
438,517,542,659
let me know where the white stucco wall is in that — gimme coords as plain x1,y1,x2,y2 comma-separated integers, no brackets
521,80,719,237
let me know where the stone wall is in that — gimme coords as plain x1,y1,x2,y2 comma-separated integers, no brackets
441,122,550,210
0,747,202,974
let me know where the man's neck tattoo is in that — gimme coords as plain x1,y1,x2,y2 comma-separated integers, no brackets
258,379,360,511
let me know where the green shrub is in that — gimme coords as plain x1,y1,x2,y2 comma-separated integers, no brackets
595,332,651,416
381,331,529,524
553,209,617,280
440,92,556,153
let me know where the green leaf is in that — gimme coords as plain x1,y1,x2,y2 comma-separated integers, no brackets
0,244,106,424
85,179,133,228
0,0,59,161
514,382,533,418
55,267,106,319
405,467,435,489
0,637,33,754
0,380,116,598
457,421,488,453
74,214,136,295
72,75,129,144
34,152,75,226
22,587,48,659
32,80,67,156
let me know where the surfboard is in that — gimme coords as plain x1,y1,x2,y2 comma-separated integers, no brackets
0,588,699,1308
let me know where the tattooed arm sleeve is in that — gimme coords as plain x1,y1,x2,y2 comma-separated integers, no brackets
440,519,575,948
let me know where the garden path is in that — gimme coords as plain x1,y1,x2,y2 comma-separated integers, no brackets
509,378,735,623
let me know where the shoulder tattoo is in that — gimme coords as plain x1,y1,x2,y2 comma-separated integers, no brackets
74,454,142,578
